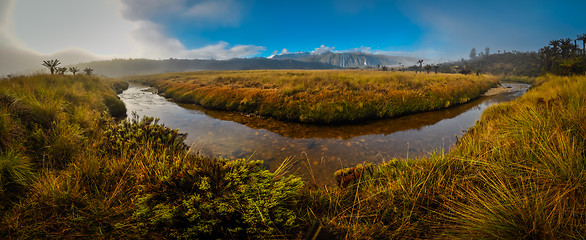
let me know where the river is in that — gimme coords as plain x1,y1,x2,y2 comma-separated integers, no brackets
119,83,529,185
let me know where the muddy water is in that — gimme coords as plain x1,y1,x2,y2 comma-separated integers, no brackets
119,83,529,185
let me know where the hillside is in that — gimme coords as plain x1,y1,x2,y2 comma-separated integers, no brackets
437,51,541,76
73,58,340,78
271,51,418,68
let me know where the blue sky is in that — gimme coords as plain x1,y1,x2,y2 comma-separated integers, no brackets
1,0,586,73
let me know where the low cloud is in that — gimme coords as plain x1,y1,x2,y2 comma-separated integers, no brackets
311,45,335,55
121,0,263,59
130,21,264,59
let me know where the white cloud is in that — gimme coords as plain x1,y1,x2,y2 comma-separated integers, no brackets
341,46,372,53
131,21,264,59
280,48,289,55
311,45,334,55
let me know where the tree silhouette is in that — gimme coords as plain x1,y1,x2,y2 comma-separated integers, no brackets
57,67,67,75
68,67,79,75
433,64,440,74
84,68,94,76
578,34,586,55
469,48,477,59
484,47,490,56
423,64,432,74
417,59,424,73
42,59,61,75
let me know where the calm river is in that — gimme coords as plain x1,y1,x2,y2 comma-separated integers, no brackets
119,83,528,184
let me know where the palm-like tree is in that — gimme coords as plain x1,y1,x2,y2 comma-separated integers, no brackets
83,68,93,76
549,40,561,57
68,67,79,75
560,38,573,58
577,34,586,55
42,59,61,75
417,59,424,73
57,67,67,75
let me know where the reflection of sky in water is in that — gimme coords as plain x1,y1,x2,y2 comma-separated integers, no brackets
120,83,528,185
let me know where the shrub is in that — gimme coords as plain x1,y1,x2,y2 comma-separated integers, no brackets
100,114,187,158
103,94,127,119
133,157,304,239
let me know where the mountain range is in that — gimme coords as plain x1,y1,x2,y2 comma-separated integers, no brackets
271,51,418,68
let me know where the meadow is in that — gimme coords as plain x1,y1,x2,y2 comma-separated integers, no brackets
124,70,499,124
0,73,584,239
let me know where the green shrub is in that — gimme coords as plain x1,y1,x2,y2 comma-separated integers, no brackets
133,157,304,239
100,114,187,158
103,94,127,119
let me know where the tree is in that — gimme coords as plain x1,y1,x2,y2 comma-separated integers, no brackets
433,64,440,74
417,59,424,73
56,67,67,75
484,47,490,56
84,68,94,76
423,64,432,74
42,59,61,75
68,67,79,75
469,48,477,59
577,33,586,55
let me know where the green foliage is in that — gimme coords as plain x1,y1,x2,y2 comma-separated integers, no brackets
100,114,187,158
0,150,34,208
103,94,127,119
540,35,586,75
133,157,304,239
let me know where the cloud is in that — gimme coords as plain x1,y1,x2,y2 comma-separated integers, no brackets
131,21,264,59
121,0,244,26
341,46,372,53
311,45,335,55
120,0,263,59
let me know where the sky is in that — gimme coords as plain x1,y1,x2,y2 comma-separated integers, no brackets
2,0,586,74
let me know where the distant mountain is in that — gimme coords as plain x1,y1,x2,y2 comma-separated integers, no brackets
271,51,418,68
0,45,101,75
75,58,341,78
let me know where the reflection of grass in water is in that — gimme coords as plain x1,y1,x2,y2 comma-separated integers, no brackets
125,70,499,124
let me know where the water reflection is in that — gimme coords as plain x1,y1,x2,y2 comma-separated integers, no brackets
119,83,528,185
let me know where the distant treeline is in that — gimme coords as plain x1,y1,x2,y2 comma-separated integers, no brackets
74,58,340,78
539,34,586,75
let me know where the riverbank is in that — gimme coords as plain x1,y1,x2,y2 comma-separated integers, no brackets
1,74,584,239
124,70,499,124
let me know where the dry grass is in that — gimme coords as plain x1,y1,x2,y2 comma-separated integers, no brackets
125,70,499,124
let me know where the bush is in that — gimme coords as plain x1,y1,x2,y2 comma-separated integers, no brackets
133,157,304,239
103,94,127,119
100,114,187,158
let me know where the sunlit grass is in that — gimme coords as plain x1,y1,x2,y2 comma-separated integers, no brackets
1,73,584,239
125,70,499,124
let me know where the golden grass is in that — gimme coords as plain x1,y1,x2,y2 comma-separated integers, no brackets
125,70,499,124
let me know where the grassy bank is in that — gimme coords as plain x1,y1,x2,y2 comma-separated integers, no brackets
302,74,585,239
1,74,584,239
124,70,499,124
0,75,306,239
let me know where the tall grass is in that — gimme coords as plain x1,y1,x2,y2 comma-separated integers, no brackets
125,70,499,124
299,74,586,239
1,73,584,239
